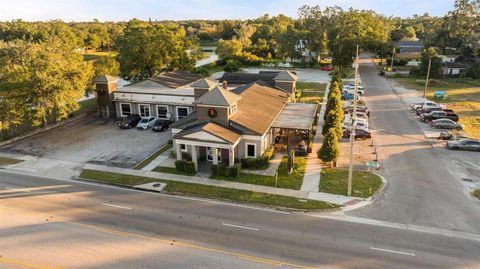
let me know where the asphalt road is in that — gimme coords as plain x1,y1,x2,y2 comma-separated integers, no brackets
1,170,480,269
348,58,480,234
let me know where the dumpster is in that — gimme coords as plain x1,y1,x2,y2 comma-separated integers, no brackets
434,91,446,99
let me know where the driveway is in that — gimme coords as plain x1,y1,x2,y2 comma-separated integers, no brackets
348,56,480,234
0,116,171,168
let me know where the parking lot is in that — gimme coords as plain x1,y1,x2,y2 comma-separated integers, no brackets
0,116,171,168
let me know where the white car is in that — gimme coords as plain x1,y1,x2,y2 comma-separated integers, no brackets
344,115,369,127
342,121,369,131
136,116,156,130
411,101,446,110
342,85,365,96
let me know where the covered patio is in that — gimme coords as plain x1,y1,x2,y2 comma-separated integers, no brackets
271,103,318,156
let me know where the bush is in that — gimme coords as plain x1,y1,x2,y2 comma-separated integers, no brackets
181,152,192,161
465,63,480,79
263,146,275,161
175,160,195,174
415,79,449,87
240,156,269,169
224,59,241,72
318,128,340,166
211,164,241,178
386,59,408,66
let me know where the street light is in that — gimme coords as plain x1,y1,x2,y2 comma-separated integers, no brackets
347,45,360,197
423,58,432,98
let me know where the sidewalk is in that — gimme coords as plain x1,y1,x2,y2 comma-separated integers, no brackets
301,82,330,192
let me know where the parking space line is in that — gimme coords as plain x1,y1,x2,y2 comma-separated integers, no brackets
467,162,480,169
370,247,416,256
222,223,259,231
102,203,131,210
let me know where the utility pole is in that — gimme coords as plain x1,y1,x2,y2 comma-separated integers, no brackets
423,58,432,98
390,46,395,73
347,45,359,197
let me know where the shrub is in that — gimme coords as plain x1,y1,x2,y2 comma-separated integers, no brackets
175,160,195,174
415,79,449,87
181,152,192,161
263,146,275,161
224,59,241,72
240,157,269,169
318,128,340,166
211,164,241,178
465,63,480,79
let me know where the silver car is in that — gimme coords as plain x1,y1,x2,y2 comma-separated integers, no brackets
447,139,480,152
136,116,156,130
431,119,464,130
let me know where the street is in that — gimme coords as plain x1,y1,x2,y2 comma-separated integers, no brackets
1,170,480,269
349,58,480,234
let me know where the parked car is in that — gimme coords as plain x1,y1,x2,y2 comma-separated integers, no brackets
341,92,355,100
420,111,447,122
345,106,370,117
137,116,157,130
320,66,333,71
442,109,460,121
416,106,443,115
431,119,464,130
342,88,365,96
447,139,480,151
119,114,141,129
343,128,371,140
152,119,173,132
437,131,453,140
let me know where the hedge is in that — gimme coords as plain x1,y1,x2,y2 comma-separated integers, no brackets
240,146,274,170
211,164,241,178
175,160,196,174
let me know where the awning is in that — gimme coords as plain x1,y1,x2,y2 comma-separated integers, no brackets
272,103,318,130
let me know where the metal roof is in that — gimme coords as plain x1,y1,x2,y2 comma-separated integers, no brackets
272,103,318,130
193,86,241,107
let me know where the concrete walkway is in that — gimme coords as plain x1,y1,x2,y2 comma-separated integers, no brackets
301,83,330,192
141,149,171,171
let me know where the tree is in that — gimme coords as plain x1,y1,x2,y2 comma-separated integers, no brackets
117,19,197,82
411,47,443,78
403,26,417,40
0,40,93,127
328,80,341,99
318,127,340,166
93,56,120,78
234,23,256,47
216,38,243,61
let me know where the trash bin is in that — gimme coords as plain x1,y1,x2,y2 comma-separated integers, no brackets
434,91,446,99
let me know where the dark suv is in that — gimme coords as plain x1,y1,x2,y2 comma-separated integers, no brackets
420,111,447,122
119,114,141,129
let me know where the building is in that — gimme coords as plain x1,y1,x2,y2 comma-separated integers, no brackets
442,62,469,76
170,71,318,171
94,71,205,120
396,41,424,54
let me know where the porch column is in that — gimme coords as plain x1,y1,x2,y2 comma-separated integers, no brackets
191,145,198,171
176,143,182,161
229,146,235,167
212,147,218,165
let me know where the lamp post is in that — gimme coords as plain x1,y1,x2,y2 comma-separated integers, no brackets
347,45,360,197
390,46,395,72
423,58,432,98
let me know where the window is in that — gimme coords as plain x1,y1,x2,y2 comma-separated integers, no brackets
229,105,237,115
177,107,189,120
180,144,187,152
246,143,256,158
120,103,131,116
157,105,168,119
139,104,150,117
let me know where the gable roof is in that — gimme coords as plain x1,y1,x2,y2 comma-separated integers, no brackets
174,122,241,144
193,86,241,107
148,71,203,88
443,62,469,69
229,81,289,134
94,75,119,84
274,70,298,81
191,78,217,89
396,41,424,47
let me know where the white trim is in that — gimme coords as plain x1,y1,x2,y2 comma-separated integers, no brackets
245,143,256,158
176,106,189,120
119,102,132,117
138,104,151,117
242,135,263,141
156,105,169,119
196,104,229,109
174,139,230,150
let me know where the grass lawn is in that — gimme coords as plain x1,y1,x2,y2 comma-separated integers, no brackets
152,166,196,176
134,142,173,170
194,63,224,76
390,77,480,139
473,189,480,200
320,168,382,198
297,82,326,104
0,157,24,166
211,157,307,190
79,169,338,210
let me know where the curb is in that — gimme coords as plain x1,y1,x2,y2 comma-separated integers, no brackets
340,171,388,212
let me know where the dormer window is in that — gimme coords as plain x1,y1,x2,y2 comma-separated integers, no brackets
229,105,237,115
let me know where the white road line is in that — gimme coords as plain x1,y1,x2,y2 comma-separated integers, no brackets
102,203,131,210
467,162,480,169
370,247,416,257
222,223,259,231
6,187,31,192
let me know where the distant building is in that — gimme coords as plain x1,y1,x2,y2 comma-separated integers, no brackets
442,62,469,76
396,41,424,54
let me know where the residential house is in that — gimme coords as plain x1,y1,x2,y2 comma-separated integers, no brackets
442,62,469,76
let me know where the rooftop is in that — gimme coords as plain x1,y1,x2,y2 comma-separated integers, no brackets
193,86,242,107
219,70,297,86
94,74,119,84
272,103,318,130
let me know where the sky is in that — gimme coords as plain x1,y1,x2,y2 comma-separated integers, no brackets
0,0,455,22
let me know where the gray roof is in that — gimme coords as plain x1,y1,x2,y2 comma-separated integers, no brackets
396,41,424,47
191,78,217,89
94,75,119,84
193,86,241,107
272,103,318,130
148,71,203,88
443,62,469,69
274,71,298,81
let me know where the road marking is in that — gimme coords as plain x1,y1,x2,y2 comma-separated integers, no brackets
467,162,480,169
102,203,131,210
6,187,31,192
0,256,60,269
370,247,416,257
222,223,259,231
238,256,282,266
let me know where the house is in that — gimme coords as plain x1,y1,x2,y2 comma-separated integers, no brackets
170,71,318,171
442,62,469,76
94,71,205,120
396,41,424,54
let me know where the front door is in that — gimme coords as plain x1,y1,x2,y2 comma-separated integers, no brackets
206,147,221,162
